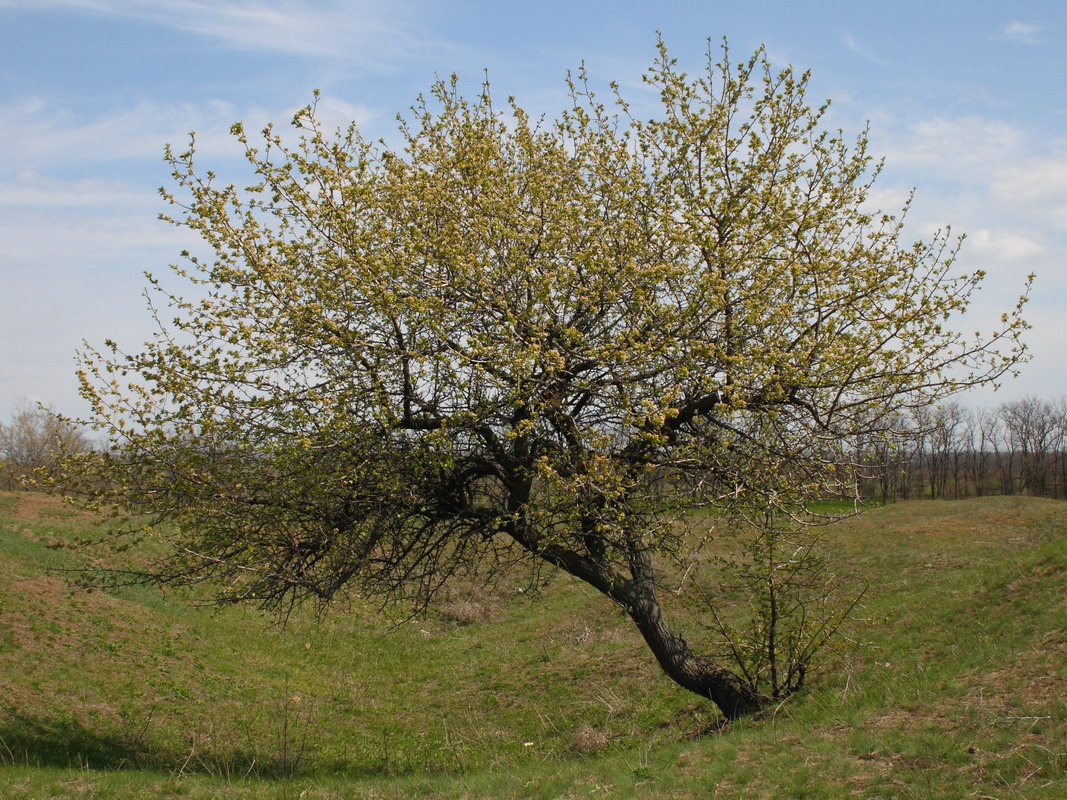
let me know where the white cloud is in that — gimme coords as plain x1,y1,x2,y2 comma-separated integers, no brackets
280,96,378,137
0,97,243,168
0,172,151,209
863,185,913,216
990,158,1067,207
1003,22,1041,44
0,0,444,67
0,95,376,173
859,112,1060,338
868,114,1067,231
877,115,1026,179
0,201,193,270
965,229,1046,264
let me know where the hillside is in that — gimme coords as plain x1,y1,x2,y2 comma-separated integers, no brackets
0,492,1063,799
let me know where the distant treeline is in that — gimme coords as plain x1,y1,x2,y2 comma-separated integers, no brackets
4,397,1066,502
853,396,1067,502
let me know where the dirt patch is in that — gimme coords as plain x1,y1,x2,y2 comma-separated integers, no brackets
1,491,100,523
962,628,1066,712
4,492,65,520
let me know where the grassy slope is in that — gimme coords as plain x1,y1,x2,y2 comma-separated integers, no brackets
0,492,1063,799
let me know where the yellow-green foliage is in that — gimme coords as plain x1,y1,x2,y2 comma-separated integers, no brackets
65,40,1029,611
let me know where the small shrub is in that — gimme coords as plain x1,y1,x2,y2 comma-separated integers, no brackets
437,599,493,626
571,723,608,755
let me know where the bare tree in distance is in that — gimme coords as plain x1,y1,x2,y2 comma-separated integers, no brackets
849,398,1067,501
1000,396,1064,498
0,401,91,490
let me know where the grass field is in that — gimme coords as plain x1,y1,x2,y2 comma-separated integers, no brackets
0,491,1063,799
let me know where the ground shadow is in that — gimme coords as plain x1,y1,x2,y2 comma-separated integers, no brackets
0,709,323,778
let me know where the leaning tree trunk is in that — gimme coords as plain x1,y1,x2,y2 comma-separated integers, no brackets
609,562,765,720
523,532,765,720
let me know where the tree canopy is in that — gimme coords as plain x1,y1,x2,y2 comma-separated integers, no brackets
66,41,1030,719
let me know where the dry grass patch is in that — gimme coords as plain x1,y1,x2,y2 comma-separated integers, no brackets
570,723,609,755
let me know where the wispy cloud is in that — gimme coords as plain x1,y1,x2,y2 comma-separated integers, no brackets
0,97,244,167
990,157,1067,226
0,0,447,67
876,115,1026,179
875,113,1067,230
0,172,150,209
1002,21,1042,44
966,228,1046,264
861,112,1060,300
842,34,895,67
0,95,376,171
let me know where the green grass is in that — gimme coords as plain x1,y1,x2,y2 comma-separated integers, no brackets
0,492,1064,798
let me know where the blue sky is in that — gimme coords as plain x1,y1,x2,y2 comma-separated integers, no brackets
1,0,1064,419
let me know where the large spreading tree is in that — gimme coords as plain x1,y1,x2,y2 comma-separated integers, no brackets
66,42,1029,719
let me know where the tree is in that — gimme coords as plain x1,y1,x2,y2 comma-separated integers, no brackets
1000,396,1063,498
0,401,91,490
63,41,1030,720
928,402,967,499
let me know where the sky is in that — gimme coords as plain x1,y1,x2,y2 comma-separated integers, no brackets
1,0,1064,420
